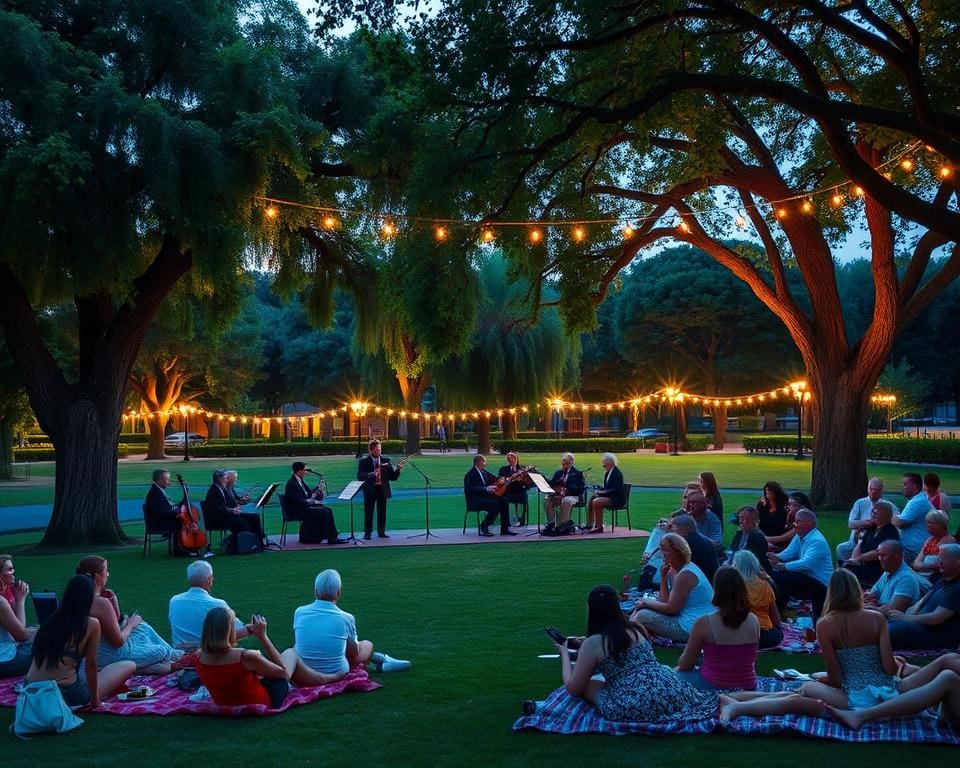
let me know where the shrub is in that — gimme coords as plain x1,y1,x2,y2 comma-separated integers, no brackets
15,445,131,461
189,440,408,458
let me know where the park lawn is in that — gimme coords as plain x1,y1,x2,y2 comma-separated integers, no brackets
1,534,955,767
3,451,959,509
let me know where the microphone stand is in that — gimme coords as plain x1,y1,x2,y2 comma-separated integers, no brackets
405,460,440,541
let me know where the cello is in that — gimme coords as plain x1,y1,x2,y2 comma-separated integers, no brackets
175,473,208,554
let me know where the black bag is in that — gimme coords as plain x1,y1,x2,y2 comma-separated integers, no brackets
176,669,202,691
224,531,260,555
297,518,326,544
637,565,658,592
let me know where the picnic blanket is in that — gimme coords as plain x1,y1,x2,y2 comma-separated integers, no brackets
513,676,960,743
0,667,380,717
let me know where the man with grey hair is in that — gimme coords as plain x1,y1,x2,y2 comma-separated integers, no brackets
168,560,250,650
769,509,833,620
840,500,900,587
837,477,899,561
668,513,719,584
543,452,585,536
887,543,960,650
583,452,624,534
204,468,264,543
866,540,922,613
293,569,410,675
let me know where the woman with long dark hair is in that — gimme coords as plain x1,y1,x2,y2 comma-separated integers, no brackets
698,471,723,531
675,567,760,691
556,585,717,722
23,575,134,707
756,481,789,538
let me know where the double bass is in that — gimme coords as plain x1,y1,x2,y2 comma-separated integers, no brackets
175,473,208,554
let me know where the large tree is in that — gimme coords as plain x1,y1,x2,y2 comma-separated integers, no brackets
406,0,960,506
0,1,340,544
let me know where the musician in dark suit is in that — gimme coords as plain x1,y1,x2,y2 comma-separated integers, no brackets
498,451,532,526
464,455,515,536
204,469,264,541
284,462,344,545
544,452,586,536
144,469,182,535
357,439,401,539
584,453,625,534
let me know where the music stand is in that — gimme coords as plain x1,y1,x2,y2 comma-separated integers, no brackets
405,461,441,541
252,483,280,550
338,480,365,545
526,472,554,537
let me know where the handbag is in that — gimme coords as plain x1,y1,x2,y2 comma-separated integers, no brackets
10,680,84,738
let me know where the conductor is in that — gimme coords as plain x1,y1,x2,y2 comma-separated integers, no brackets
357,439,401,540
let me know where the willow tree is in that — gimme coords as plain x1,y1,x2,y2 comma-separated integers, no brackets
0,1,347,544
432,251,581,452
408,0,960,507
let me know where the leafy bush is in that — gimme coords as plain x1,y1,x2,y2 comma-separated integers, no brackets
741,435,812,454
741,434,960,465
683,435,713,451
189,440,408,458
494,437,660,453
15,445,131,461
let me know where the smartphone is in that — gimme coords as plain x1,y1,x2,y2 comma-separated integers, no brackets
544,627,567,645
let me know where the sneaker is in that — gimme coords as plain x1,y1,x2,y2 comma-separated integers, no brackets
379,654,412,673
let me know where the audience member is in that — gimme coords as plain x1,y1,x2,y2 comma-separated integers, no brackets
683,490,722,547
732,550,782,649
755,481,789,538
841,500,900,587
632,533,714,642
675,567,760,691
293,569,410,678
168,560,250,651
892,472,934,563
698,471,723,533
767,491,811,551
768,509,833,621
0,554,35,677
837,477,898,561
887,543,960,650
669,514,719,585
911,509,955,580
924,472,952,514
727,507,771,574
866,541,923,613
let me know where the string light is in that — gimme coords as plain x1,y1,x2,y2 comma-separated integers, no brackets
940,166,953,179
900,158,915,172
322,215,338,229
776,208,788,219
435,225,448,241
264,205,279,220
572,226,586,243
677,220,691,233
801,199,814,213
735,214,747,228
529,228,543,244
481,228,495,243
622,224,635,238
380,221,396,238
852,185,865,197
831,194,844,207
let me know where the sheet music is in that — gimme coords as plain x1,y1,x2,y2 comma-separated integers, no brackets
252,483,279,509
338,480,365,500
527,472,555,494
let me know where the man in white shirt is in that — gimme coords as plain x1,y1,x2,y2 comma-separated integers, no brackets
892,472,934,563
293,569,410,676
769,509,833,621
867,540,923,613
168,560,249,650
836,477,899,561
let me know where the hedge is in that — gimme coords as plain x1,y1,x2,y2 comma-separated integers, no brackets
741,434,960,465
188,440,409,458
14,445,131,461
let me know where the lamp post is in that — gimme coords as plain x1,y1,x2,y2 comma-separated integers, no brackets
789,381,808,460
181,405,191,462
666,387,683,455
350,401,369,458
871,393,897,434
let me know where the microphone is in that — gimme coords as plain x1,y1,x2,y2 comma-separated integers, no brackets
305,469,322,477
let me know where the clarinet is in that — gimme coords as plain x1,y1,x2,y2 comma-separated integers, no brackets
305,469,327,499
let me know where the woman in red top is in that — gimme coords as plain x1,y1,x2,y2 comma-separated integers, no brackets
196,609,335,708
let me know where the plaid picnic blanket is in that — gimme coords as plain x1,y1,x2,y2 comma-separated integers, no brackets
513,676,960,743
0,667,379,717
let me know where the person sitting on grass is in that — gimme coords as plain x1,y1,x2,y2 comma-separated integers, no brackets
0,554,36,677
886,543,960,651
768,509,833,622
675,567,760,691
195,608,335,708
23,575,135,708
732,550,783,650
668,514,719,585
866,540,922,614
766,491,812,552
911,509,955,581
555,584,719,722
840,500,900,588
631,533,714,643
293,569,410,677
727,507,772,575
168,560,251,651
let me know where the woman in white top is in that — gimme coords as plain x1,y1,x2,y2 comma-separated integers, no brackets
0,554,36,677
631,533,714,642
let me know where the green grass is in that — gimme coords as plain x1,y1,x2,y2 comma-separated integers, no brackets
2,454,958,766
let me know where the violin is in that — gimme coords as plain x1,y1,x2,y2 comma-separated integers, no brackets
176,474,208,554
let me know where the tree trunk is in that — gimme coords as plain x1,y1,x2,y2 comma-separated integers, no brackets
477,414,491,455
713,404,728,449
145,413,170,460
0,418,12,481
502,412,518,440
42,396,126,545
807,368,869,509
404,414,421,456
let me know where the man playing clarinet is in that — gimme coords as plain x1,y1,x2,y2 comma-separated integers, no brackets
357,439,401,539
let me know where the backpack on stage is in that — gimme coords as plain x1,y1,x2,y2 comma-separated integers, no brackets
224,531,260,555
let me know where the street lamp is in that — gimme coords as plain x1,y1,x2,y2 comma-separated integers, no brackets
789,381,808,460
871,393,897,434
350,401,370,458
180,405,191,462
666,387,683,455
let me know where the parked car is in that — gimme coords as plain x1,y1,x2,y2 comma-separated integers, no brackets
627,428,669,439
163,432,206,447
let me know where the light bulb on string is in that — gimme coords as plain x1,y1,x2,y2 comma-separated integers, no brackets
677,219,691,233
940,166,953,179
380,221,396,238
529,228,543,244
322,215,338,229
435,225,448,242
900,158,915,172
622,223,635,239
264,205,279,220
481,228,496,244
852,185,865,197
572,226,586,243
776,207,788,219
801,199,814,213
734,213,747,229
831,193,844,207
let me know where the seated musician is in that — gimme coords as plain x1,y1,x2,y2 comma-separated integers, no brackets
204,469,264,543
144,469,183,536
464,455,515,537
284,462,344,545
543,452,585,537
583,452,624,534
498,452,532,526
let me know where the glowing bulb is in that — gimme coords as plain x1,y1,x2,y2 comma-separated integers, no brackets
831,194,844,207
678,220,690,233
529,228,543,244
264,205,279,220
481,228,495,243
381,221,396,237
900,158,914,172
435,225,447,241
572,226,586,243
622,224,635,239
801,199,813,213
322,215,337,229
735,214,747,229
939,166,953,178
852,185,865,197
776,208,787,219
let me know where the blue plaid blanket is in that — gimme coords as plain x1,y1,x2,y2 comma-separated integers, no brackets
513,676,960,743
